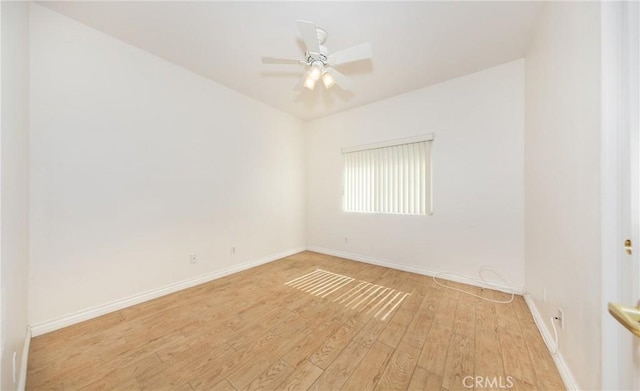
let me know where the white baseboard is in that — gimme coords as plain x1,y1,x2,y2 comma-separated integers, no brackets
523,294,579,390
17,325,31,391
30,247,305,336
306,246,524,295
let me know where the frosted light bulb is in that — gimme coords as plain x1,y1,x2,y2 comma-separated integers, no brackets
303,77,316,90
322,72,335,88
309,65,322,81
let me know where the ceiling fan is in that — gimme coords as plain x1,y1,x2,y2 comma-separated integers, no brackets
261,20,372,92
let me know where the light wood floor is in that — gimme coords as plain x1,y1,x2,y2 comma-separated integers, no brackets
27,251,565,390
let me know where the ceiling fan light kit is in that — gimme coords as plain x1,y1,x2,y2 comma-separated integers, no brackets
303,77,316,90
308,62,323,81
262,20,372,93
322,72,335,89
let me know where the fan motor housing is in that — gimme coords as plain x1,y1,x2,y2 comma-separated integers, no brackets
306,50,328,66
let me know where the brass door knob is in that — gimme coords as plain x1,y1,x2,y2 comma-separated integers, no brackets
625,239,632,255
608,302,640,337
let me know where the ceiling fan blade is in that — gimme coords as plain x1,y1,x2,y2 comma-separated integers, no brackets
261,56,304,65
296,20,321,54
327,68,355,91
328,42,372,66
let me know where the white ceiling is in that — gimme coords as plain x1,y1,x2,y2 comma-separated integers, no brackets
40,1,542,121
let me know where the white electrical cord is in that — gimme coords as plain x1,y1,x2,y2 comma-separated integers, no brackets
433,268,562,356
432,266,515,304
550,316,560,356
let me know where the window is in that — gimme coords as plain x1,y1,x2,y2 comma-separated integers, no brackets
342,134,433,215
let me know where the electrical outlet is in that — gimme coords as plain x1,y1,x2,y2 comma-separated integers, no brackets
543,288,547,303
556,308,564,330
231,246,236,255
189,254,197,264
344,237,348,244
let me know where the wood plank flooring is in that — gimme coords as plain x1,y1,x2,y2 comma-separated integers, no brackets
27,251,565,390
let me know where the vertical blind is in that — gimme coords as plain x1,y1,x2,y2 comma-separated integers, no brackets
343,136,433,215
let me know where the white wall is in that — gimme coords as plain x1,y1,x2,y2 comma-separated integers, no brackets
29,4,305,328
524,2,601,389
306,60,525,288
1,1,30,390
